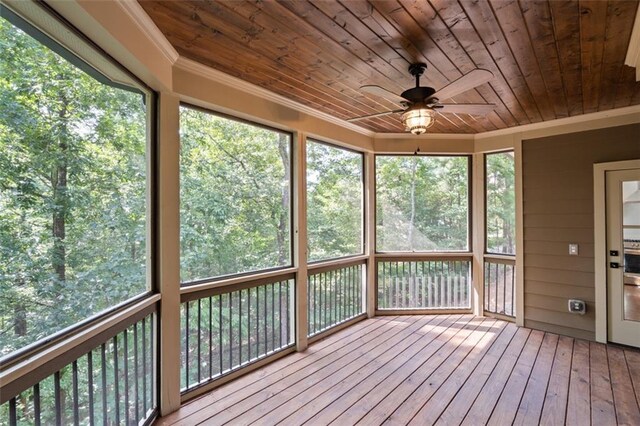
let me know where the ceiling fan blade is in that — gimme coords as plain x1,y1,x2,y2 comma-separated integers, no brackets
360,85,406,105
346,109,404,122
437,103,496,115
431,69,494,101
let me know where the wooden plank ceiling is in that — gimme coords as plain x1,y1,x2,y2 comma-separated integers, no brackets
139,0,640,134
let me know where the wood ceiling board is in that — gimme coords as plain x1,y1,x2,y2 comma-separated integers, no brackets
145,1,403,130
138,0,640,134
548,0,585,117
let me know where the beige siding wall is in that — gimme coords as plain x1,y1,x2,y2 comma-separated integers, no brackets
522,124,640,340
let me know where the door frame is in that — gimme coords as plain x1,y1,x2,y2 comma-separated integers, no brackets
594,159,640,343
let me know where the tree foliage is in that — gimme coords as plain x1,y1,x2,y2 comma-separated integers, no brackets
179,107,291,282
376,156,469,251
486,152,516,254
0,17,148,357
306,141,363,262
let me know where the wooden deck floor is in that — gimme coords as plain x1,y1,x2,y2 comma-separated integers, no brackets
159,315,640,426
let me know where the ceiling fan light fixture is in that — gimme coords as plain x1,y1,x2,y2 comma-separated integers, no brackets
401,104,436,135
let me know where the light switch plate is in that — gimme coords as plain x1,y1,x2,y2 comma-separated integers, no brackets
569,244,579,255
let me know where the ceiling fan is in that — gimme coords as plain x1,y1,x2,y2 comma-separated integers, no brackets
348,63,496,135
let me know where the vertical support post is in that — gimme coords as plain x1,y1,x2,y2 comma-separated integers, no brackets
472,153,485,316
157,92,181,414
514,136,525,326
294,132,308,351
365,151,376,317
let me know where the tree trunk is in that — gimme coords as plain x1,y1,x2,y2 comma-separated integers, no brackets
276,135,290,265
14,303,26,337
51,95,69,284
408,157,418,250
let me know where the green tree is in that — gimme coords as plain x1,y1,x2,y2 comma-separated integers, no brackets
0,16,148,357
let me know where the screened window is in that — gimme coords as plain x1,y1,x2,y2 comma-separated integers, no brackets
485,151,515,254
307,141,363,262
180,106,292,282
376,156,469,252
0,15,150,358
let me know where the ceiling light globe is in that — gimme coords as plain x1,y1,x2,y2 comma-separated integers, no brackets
401,105,436,135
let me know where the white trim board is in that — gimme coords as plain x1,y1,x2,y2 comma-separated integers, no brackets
593,159,640,344
625,2,640,81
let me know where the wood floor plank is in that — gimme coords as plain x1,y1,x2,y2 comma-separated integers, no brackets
359,317,493,425
513,332,559,425
590,342,616,426
200,315,429,424
278,315,461,425
566,339,591,426
158,315,395,425
625,349,640,410
539,335,574,426
321,316,482,425
486,330,545,425
459,328,532,425
435,326,526,426
608,346,640,425
156,315,640,426
172,316,409,425
391,318,501,424
409,321,515,425
244,315,448,425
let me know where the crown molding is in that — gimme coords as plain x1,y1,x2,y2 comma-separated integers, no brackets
374,132,475,140
625,2,640,81
117,0,178,65
174,57,375,137
474,104,640,140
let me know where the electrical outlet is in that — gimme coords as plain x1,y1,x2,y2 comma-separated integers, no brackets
568,299,586,315
569,244,579,256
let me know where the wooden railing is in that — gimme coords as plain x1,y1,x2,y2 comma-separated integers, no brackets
307,258,366,337
179,274,295,394
376,256,472,310
0,298,158,426
484,256,516,318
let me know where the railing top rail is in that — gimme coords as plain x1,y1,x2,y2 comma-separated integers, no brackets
0,295,159,405
484,254,516,265
376,252,473,262
307,255,368,275
180,267,296,296
181,271,296,303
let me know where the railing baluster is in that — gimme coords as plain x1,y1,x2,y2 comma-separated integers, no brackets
133,323,139,424
124,329,130,425
229,293,233,371
34,383,41,426
55,371,62,425
218,294,223,374
209,297,214,378
101,344,107,425
239,290,243,365
197,299,202,382
114,336,120,425
271,283,275,352
72,360,79,425
9,398,16,426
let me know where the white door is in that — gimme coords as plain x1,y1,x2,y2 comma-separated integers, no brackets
607,168,640,347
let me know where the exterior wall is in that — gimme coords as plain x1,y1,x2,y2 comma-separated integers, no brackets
522,124,640,340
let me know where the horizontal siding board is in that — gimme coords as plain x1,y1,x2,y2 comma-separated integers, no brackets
525,267,594,287
524,254,594,273
524,228,594,243
525,281,595,301
524,307,595,333
524,319,595,341
524,214,594,229
523,198,594,215
524,294,596,321
524,241,594,257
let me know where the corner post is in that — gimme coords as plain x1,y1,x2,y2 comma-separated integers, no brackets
157,93,181,415
294,132,308,351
